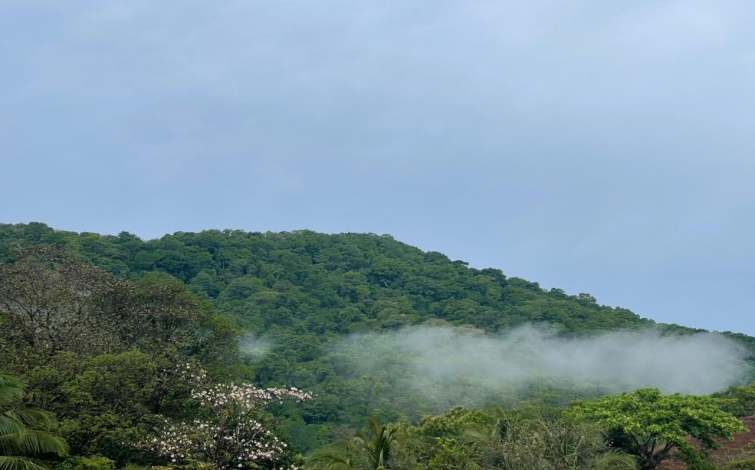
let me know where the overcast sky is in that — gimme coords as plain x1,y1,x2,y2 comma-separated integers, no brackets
2,1,754,335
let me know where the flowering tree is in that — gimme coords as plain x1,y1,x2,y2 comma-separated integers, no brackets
149,365,313,469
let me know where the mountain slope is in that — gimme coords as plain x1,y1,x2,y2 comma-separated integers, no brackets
2,222,753,452
1,222,660,335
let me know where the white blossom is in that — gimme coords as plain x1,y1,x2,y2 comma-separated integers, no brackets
144,364,312,470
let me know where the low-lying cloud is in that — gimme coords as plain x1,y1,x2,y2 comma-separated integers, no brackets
238,333,273,361
330,325,750,411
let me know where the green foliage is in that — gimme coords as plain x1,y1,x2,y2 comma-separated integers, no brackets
0,371,68,470
0,223,687,445
0,247,244,466
567,389,747,470
714,382,755,417
465,413,637,470
363,405,636,470
0,224,657,344
56,455,116,470
2,223,755,463
721,458,755,470
306,415,398,470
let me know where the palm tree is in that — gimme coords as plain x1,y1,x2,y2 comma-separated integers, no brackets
354,414,397,470
0,372,68,470
307,415,398,470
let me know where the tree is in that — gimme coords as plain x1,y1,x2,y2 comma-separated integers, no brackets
306,415,398,470
0,247,243,462
0,247,122,363
0,372,68,470
0,247,238,369
714,382,755,417
352,415,397,470
567,389,747,470
466,410,637,470
347,406,636,470
147,365,312,469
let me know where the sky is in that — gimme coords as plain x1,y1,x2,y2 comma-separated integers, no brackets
1,1,754,335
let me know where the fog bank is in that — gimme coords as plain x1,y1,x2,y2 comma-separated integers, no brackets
331,325,749,408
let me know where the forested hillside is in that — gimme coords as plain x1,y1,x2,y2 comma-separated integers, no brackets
0,222,671,335
2,222,754,469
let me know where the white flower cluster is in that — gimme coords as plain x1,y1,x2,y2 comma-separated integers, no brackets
191,383,313,412
149,365,312,469
150,417,286,467
175,362,210,385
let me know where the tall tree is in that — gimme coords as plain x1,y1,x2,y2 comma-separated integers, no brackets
0,247,122,363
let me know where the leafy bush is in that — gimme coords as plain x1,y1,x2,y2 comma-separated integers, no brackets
721,458,755,470
56,455,116,470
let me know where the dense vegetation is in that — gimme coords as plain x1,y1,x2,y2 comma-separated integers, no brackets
1,222,754,469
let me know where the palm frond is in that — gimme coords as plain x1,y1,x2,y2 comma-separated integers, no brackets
0,372,67,468
15,430,67,457
587,450,638,470
306,447,360,470
0,456,49,470
1,411,56,431
0,375,25,407
0,433,23,456
0,416,24,439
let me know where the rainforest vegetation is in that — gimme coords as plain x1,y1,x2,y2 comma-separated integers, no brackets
1,222,755,470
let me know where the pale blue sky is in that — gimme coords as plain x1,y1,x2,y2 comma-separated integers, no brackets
2,1,754,335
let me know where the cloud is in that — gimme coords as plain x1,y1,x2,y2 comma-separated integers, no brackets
238,333,273,362
594,0,735,60
330,325,749,411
